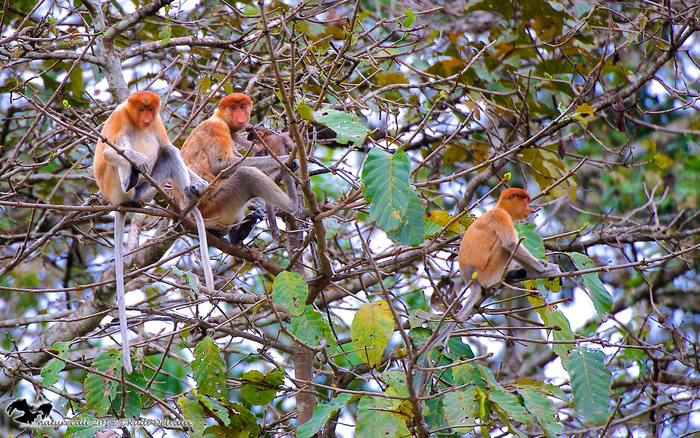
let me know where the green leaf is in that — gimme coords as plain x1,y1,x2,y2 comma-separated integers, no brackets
84,350,120,416
489,390,530,424
447,337,475,360
172,266,199,296
65,414,98,438
530,295,575,356
41,358,64,387
567,252,612,315
114,373,147,419
388,188,425,246
548,308,575,356
178,396,207,437
296,393,354,438
159,24,171,45
69,67,83,98
324,217,341,239
84,350,144,418
355,396,402,438
41,342,70,387
296,101,314,121
402,8,415,27
291,305,336,349
361,148,412,231
453,364,483,388
195,395,231,426
516,387,563,438
272,271,308,316
240,369,284,405
213,73,233,94
383,370,409,397
191,337,227,398
223,400,260,433
313,108,367,145
564,347,611,425
515,223,545,258
198,75,211,93
443,386,477,424
204,425,252,437
351,300,394,367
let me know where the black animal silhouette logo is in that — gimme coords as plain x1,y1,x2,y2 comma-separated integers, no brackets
6,398,53,425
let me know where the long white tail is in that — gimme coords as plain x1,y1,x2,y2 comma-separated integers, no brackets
114,212,132,374
191,207,215,293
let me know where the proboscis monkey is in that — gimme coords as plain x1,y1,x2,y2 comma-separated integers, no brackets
177,93,298,244
247,126,294,157
245,126,296,238
93,91,214,373
418,188,561,389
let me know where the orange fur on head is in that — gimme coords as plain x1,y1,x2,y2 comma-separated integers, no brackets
218,93,253,132
495,188,533,221
125,91,161,128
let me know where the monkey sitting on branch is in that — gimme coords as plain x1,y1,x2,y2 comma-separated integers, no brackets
93,90,214,373
176,93,299,244
417,188,562,389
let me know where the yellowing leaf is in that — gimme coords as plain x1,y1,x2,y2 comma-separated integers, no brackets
351,301,394,367
576,103,596,116
425,210,463,234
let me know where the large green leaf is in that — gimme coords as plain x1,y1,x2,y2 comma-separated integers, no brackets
489,390,530,425
313,108,367,145
272,271,308,316
567,252,613,316
388,188,426,246
443,386,477,425
85,350,138,417
178,396,207,437
530,295,575,356
191,337,227,398
361,148,411,231
355,396,405,438
351,300,394,367
515,223,545,258
240,369,284,405
291,305,336,350
564,347,611,425
296,393,354,438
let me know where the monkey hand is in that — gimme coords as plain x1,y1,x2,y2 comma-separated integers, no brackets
123,149,150,174
288,160,299,173
538,260,562,276
185,175,208,199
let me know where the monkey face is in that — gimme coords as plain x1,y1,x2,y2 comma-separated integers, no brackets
220,93,253,131
136,105,157,127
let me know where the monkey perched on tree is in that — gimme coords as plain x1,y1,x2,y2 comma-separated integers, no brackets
177,93,298,244
93,91,214,373
247,126,294,157
418,188,562,389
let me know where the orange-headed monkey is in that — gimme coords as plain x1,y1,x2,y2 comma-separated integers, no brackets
93,91,214,373
419,188,561,389
177,93,297,244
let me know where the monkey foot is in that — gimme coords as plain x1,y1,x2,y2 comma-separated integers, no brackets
185,178,208,198
227,208,265,244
